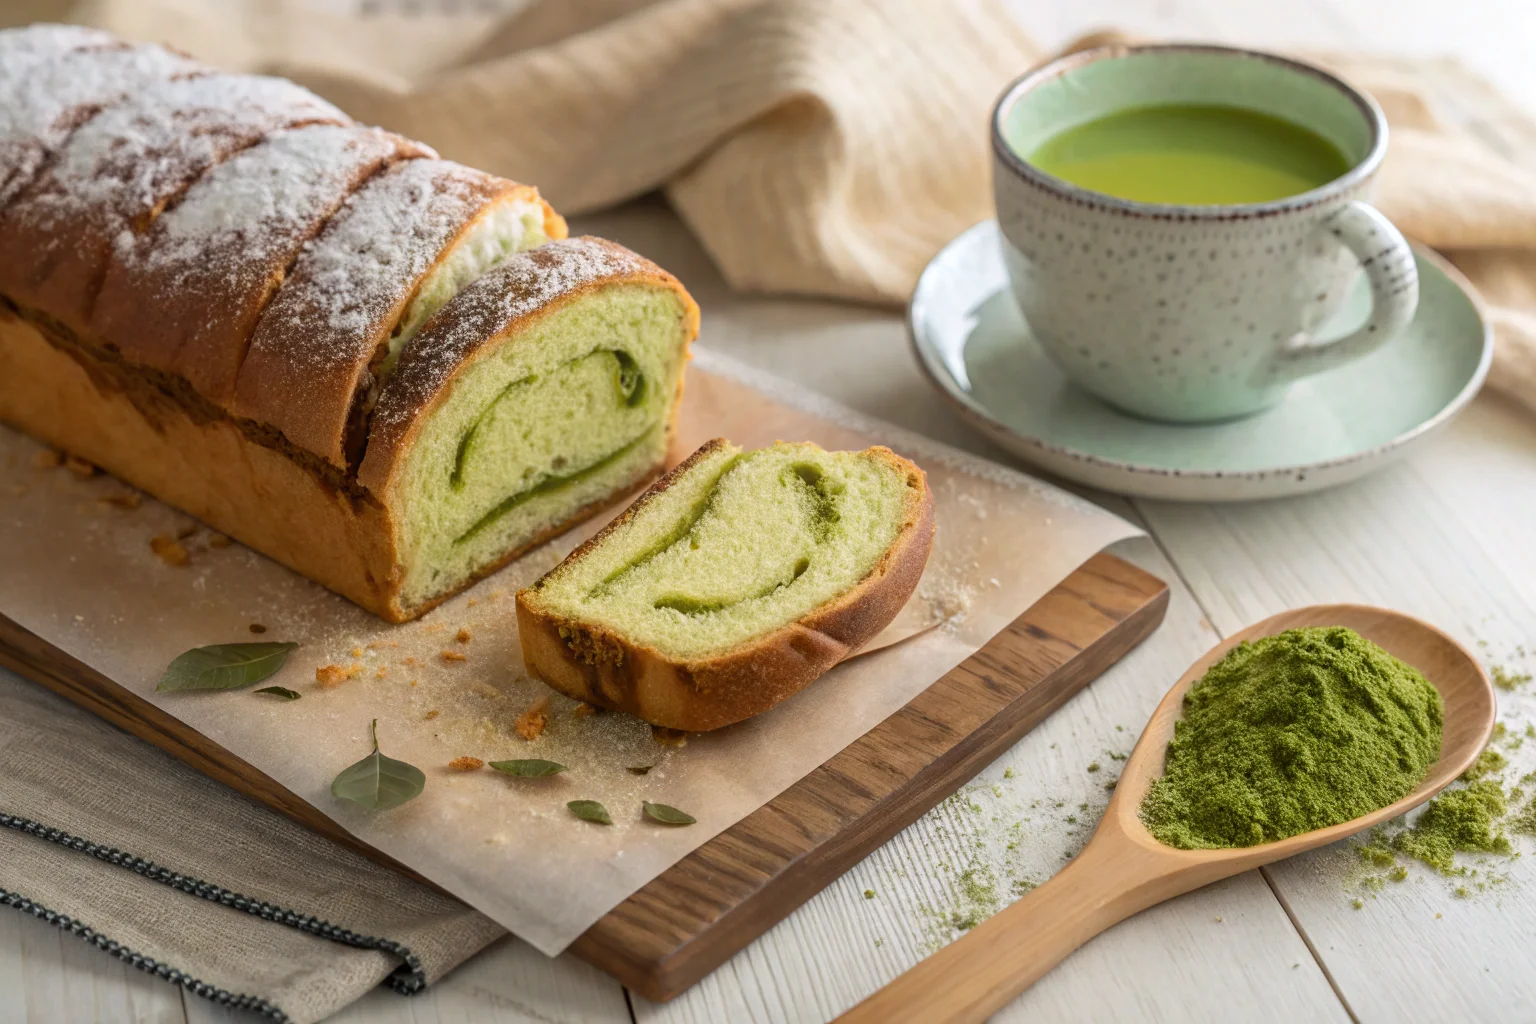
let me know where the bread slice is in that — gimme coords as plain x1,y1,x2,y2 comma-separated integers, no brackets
516,439,936,731
360,237,698,617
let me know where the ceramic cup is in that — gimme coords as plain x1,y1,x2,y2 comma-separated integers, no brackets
991,44,1418,422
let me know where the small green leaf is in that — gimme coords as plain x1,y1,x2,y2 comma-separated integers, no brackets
332,720,425,810
568,800,612,825
627,765,654,776
157,642,298,692
254,686,300,701
489,759,567,777
643,801,696,826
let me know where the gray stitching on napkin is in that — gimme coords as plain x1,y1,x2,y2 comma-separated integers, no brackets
0,885,289,1022
0,811,429,996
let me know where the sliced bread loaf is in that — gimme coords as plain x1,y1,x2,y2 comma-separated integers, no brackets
516,439,935,731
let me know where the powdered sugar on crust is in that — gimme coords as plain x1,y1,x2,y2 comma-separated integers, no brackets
12,73,348,238
257,159,506,345
0,43,205,205
368,237,654,444
0,24,115,66
95,125,424,398
117,124,417,297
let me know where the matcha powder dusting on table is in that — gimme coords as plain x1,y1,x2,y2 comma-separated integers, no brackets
1141,627,1444,850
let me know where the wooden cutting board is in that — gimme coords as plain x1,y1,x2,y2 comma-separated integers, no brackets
0,549,1166,1002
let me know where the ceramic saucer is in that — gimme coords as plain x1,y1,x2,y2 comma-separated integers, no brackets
909,221,1492,502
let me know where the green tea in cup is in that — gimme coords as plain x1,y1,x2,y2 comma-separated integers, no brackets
991,44,1420,422
1027,104,1352,205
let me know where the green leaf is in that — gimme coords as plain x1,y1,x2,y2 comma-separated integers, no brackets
643,801,696,826
331,720,425,810
254,686,300,701
489,759,567,777
157,642,298,692
568,800,612,825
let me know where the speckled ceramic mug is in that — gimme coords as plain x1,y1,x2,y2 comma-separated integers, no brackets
992,45,1418,422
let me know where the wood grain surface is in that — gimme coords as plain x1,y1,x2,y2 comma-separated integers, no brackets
0,551,1168,1002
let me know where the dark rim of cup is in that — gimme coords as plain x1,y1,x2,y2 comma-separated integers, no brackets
991,43,1388,220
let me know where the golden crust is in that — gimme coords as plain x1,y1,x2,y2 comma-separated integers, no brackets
0,303,403,618
515,444,937,731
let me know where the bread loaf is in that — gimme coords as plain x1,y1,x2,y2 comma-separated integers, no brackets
0,24,698,622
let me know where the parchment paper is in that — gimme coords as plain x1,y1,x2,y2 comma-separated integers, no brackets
0,348,1138,955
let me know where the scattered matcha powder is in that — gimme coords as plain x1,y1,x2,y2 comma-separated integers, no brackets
1140,627,1443,849
1086,762,1101,773
863,889,876,900
1511,797,1536,837
1393,780,1511,873
1461,747,1508,782
1491,665,1532,690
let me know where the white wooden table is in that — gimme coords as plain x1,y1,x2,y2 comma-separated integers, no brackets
7,1,1536,1021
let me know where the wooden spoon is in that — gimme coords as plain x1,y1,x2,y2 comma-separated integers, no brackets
837,604,1495,1024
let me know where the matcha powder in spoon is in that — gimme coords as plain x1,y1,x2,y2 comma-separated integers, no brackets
1141,627,1444,850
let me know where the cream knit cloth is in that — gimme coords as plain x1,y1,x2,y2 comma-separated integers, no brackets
10,0,1536,410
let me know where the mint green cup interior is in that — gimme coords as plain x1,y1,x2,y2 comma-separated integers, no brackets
998,47,1378,196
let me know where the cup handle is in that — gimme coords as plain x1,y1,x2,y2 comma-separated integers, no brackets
1269,201,1419,383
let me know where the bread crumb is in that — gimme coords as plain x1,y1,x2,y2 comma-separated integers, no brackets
249,623,267,634
31,448,63,469
208,533,232,548
471,682,500,700
425,623,445,633
652,726,688,747
149,535,190,567
466,597,480,608
315,663,363,688
440,649,466,663
449,756,484,771
402,656,420,667
424,709,440,720
98,490,141,510
367,640,400,650
515,697,550,741
573,702,598,719
174,523,198,540
375,666,387,678
456,627,472,644
350,647,364,658
64,455,97,479
410,679,419,687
